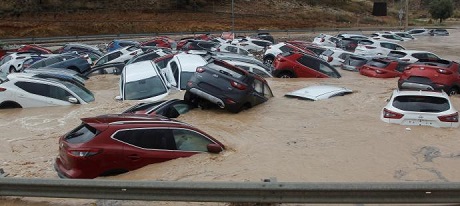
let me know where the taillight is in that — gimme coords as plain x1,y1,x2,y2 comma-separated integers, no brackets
438,112,459,122
383,108,404,119
327,56,333,62
437,68,453,74
196,67,205,73
375,70,385,74
230,81,246,90
0,87,6,92
365,46,376,49
130,51,137,55
405,66,412,70
69,148,102,157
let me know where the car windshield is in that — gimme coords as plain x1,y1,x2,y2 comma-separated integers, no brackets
124,76,168,100
64,123,99,144
208,62,245,79
321,49,334,57
61,81,95,103
367,59,389,68
388,51,407,58
392,95,450,112
347,56,368,66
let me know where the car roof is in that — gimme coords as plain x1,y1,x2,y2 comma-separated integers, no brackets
124,61,159,82
394,89,449,98
81,113,176,124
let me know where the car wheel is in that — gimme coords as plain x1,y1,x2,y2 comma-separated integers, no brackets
184,91,198,108
9,66,16,73
263,57,274,66
278,72,294,78
447,87,459,96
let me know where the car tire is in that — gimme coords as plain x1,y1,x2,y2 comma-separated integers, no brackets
447,87,459,96
9,66,16,73
263,56,274,66
184,91,198,108
277,71,294,78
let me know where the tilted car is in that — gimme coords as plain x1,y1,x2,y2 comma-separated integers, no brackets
16,44,53,54
381,89,459,128
320,48,354,67
125,48,171,65
263,42,316,66
387,50,441,63
122,99,192,118
354,39,406,56
0,73,94,108
371,32,405,42
93,45,142,67
272,52,341,78
340,55,374,72
220,59,273,78
233,37,272,52
24,53,91,74
312,34,340,47
359,57,410,78
161,53,208,90
54,114,225,178
0,52,41,73
106,40,140,52
185,59,274,113
215,43,251,56
398,59,460,95
118,60,169,101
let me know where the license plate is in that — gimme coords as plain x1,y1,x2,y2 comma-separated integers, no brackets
405,119,434,126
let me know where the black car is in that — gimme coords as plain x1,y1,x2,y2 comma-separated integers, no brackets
185,59,273,113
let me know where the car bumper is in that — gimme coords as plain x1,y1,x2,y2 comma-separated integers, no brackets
189,88,225,108
54,158,71,179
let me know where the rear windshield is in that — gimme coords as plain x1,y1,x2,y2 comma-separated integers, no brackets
392,95,450,112
64,123,99,144
346,56,368,66
388,51,407,58
366,59,389,68
321,49,334,57
279,45,295,53
208,62,245,79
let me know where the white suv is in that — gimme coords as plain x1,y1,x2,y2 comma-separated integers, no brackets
0,52,39,74
0,73,94,108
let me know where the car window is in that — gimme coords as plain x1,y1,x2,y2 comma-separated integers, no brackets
44,57,62,66
252,40,270,47
380,42,395,50
319,62,340,78
124,76,168,100
0,56,12,65
107,52,122,61
412,53,427,59
263,83,274,98
114,129,177,150
279,45,295,53
388,51,407,58
238,49,249,55
367,59,389,68
96,55,109,66
395,45,405,50
321,49,334,57
253,79,264,94
15,81,72,101
64,123,99,144
173,129,213,152
338,53,352,60
208,62,245,79
392,95,450,112
426,53,439,59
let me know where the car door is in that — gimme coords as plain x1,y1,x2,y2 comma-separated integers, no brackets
14,81,73,107
115,128,194,171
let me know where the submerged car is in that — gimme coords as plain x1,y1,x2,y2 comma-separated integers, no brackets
398,59,460,95
54,114,225,178
122,99,192,118
0,73,94,108
359,57,410,78
272,52,341,78
381,89,459,128
285,85,352,101
185,59,274,113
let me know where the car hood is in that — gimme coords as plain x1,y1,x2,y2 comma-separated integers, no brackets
285,85,352,101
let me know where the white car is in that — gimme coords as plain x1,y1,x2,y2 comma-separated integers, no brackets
387,50,440,63
94,45,143,66
0,73,94,108
0,52,39,73
371,33,405,42
118,60,169,101
263,42,301,65
381,89,459,128
407,28,431,36
387,31,415,41
355,39,406,56
215,43,251,56
162,53,208,90
312,34,340,47
221,59,273,78
320,48,354,67
233,37,272,52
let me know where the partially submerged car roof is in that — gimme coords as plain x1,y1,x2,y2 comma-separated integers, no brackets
124,61,159,82
285,85,352,101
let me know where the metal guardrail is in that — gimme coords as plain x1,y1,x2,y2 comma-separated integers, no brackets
2,178,460,203
1,26,456,45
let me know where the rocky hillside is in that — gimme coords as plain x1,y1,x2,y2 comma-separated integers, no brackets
0,0,454,38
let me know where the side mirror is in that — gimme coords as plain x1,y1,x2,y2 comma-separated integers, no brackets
68,97,79,104
115,96,122,101
207,143,223,154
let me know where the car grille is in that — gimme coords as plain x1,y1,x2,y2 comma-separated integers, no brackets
407,76,433,84
198,82,222,94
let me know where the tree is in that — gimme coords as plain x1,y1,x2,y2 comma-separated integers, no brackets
429,0,454,23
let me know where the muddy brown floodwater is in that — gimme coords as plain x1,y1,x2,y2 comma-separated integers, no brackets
2,28,460,205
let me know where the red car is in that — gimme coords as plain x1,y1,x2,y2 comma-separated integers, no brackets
141,36,176,49
398,59,460,95
359,57,410,78
54,114,225,179
272,52,341,78
16,44,53,54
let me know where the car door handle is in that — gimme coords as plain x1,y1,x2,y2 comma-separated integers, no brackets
128,155,140,160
